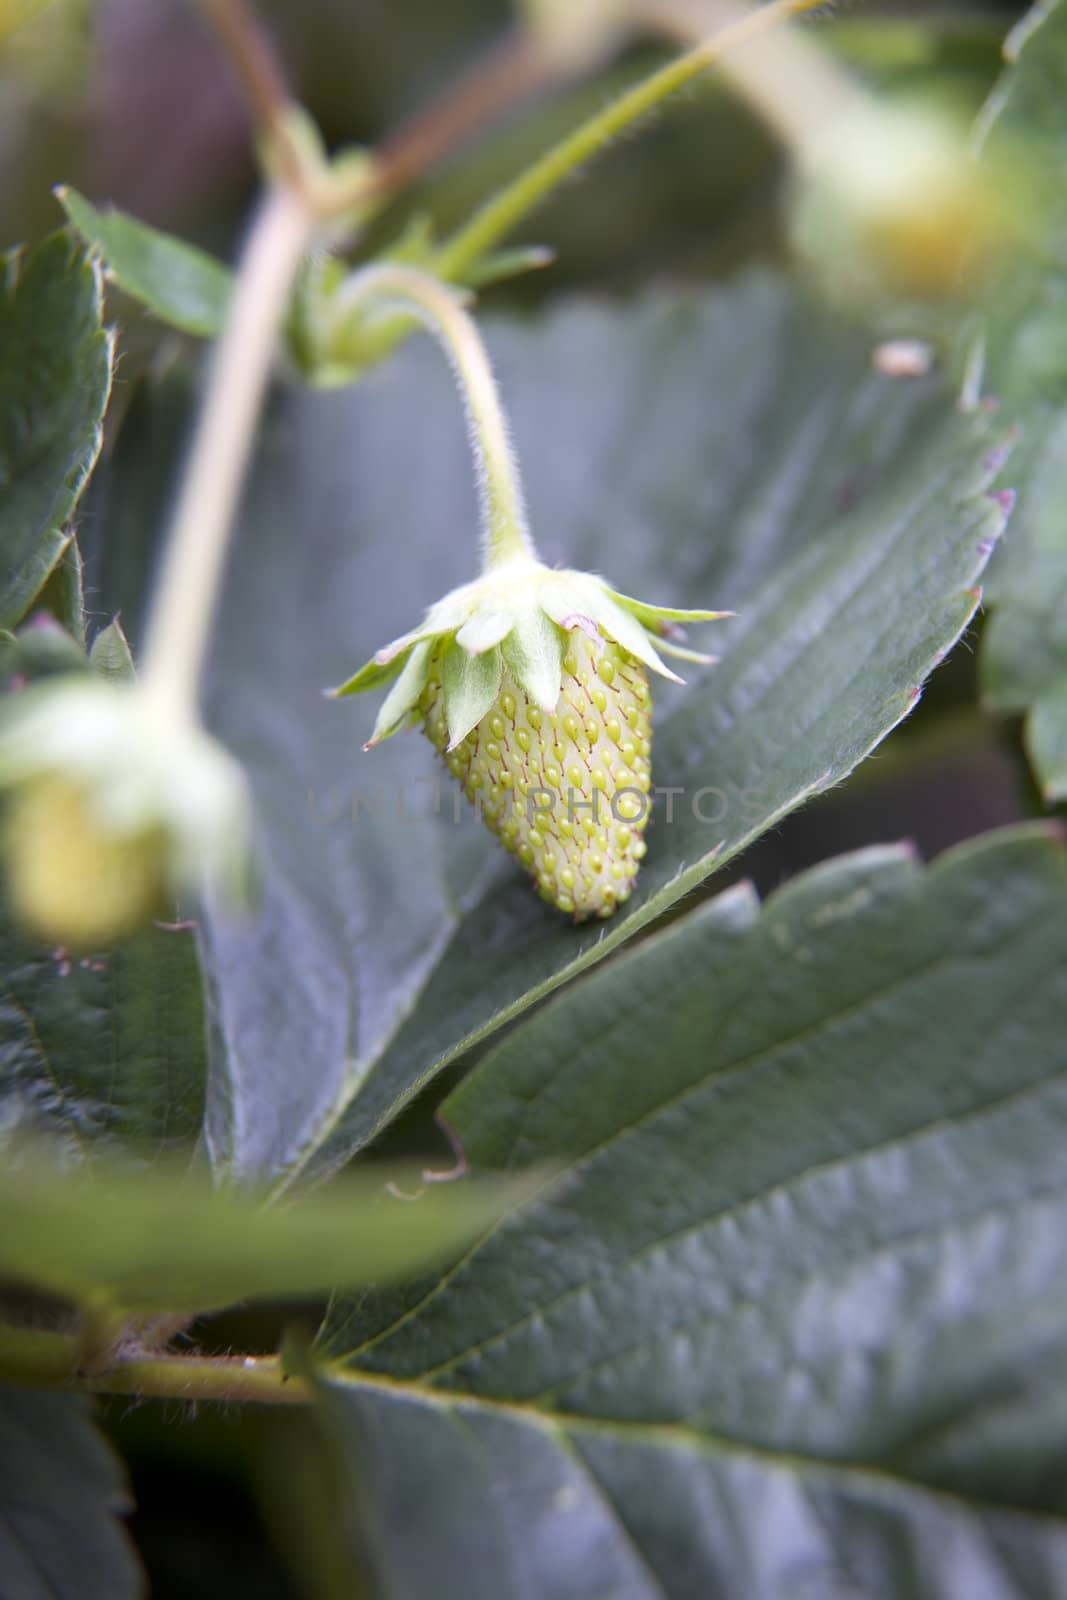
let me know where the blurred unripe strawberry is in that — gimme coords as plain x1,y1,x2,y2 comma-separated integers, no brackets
791,97,1030,305
0,678,251,948
5,776,166,947
333,555,729,920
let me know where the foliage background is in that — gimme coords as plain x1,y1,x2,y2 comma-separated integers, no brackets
0,1,1054,1595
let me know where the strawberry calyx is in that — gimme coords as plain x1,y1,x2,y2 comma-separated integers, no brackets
329,556,732,750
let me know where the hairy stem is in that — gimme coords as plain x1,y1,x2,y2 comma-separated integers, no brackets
646,0,860,152
434,0,836,283
0,1325,310,1406
139,184,313,718
331,265,535,569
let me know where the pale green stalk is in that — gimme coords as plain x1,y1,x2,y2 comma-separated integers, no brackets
647,0,862,151
331,264,535,570
0,1325,308,1405
140,184,314,718
434,0,838,285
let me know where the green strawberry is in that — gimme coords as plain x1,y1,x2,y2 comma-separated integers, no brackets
0,677,251,947
423,632,650,919
331,556,729,920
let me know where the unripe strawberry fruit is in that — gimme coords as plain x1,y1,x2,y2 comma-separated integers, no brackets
331,556,729,920
0,677,252,948
5,776,166,947
422,634,651,919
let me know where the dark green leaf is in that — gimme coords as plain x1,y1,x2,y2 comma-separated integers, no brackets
57,186,232,338
0,1154,537,1314
34,535,85,644
308,825,1067,1597
0,1385,140,1600
80,369,195,648
0,230,112,632
296,1380,1067,1600
0,919,207,1157
976,0,1067,796
169,278,1002,1188
250,1408,379,1600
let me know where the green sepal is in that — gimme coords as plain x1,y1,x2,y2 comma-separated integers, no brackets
463,245,555,290
607,587,735,630
456,607,512,653
286,253,347,380
330,586,480,699
656,637,717,666
332,557,730,743
597,598,682,683
543,578,682,683
385,213,437,267
501,604,564,712
442,640,502,749
328,647,410,700
365,640,433,748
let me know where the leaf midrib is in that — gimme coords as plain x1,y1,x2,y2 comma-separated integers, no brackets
320,1357,1067,1534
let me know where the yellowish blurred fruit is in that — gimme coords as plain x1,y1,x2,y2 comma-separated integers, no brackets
792,99,1023,305
6,777,165,948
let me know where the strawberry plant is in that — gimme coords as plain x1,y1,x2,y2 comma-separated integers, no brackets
2,1,1067,1595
